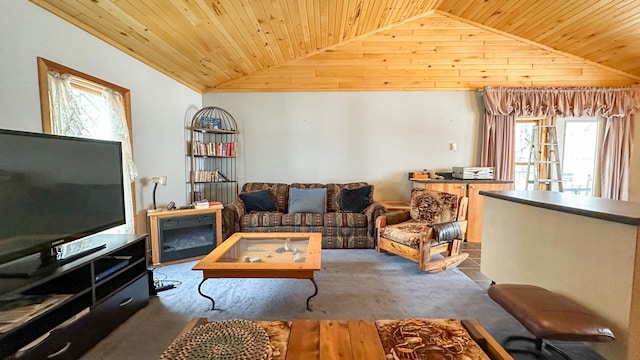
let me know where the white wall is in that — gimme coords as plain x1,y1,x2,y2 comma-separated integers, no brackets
203,91,483,200
0,2,202,231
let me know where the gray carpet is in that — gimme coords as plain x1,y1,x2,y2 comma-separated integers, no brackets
81,249,605,359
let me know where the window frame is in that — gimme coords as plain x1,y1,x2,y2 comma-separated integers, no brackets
36,57,138,231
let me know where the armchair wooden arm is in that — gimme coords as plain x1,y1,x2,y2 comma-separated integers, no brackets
375,210,411,229
457,196,469,221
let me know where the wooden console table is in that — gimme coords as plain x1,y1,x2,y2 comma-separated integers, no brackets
174,318,513,360
147,206,222,266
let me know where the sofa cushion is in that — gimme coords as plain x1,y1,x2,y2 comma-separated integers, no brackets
240,212,284,228
338,185,373,213
409,189,458,225
290,183,326,211
382,220,431,248
288,187,327,214
324,212,368,228
281,213,324,226
239,189,277,213
326,182,369,212
241,183,290,212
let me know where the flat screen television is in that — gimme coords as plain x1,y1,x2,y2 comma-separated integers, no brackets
0,129,125,276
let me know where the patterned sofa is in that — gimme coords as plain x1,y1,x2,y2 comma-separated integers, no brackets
221,182,386,248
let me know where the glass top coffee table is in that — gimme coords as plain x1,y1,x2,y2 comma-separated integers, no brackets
192,232,322,311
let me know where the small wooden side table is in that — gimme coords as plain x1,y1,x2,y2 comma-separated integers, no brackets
380,200,411,211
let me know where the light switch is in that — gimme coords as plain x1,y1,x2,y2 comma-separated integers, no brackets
450,143,457,151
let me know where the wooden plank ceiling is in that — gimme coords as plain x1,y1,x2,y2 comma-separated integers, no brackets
30,0,640,93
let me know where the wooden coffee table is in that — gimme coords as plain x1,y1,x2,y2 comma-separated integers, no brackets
192,232,322,311
174,318,514,360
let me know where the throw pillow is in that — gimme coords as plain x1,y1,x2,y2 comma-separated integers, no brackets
338,185,373,213
239,189,277,213
288,187,327,214
409,188,458,225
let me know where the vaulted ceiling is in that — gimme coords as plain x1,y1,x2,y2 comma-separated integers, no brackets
30,0,640,93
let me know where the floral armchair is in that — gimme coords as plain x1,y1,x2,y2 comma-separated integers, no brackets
375,188,469,272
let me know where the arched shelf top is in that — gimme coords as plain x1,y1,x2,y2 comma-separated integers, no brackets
189,106,238,133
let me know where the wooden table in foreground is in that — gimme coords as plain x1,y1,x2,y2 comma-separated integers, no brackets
178,318,514,360
192,232,322,311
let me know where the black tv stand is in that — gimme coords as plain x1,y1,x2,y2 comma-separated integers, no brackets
0,244,107,278
0,234,150,359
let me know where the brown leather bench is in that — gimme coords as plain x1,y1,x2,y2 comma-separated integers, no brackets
488,284,614,359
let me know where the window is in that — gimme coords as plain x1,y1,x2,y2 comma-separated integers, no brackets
37,57,138,233
514,116,601,195
513,118,543,191
69,78,115,138
557,118,599,196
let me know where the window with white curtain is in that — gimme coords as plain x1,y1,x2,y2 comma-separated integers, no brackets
37,58,138,234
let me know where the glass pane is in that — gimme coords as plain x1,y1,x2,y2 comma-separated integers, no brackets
514,164,532,190
69,86,133,233
515,123,536,163
71,87,113,139
562,122,597,196
220,237,311,263
514,122,537,190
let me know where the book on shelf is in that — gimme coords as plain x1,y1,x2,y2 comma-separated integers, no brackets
192,170,232,182
191,141,236,157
